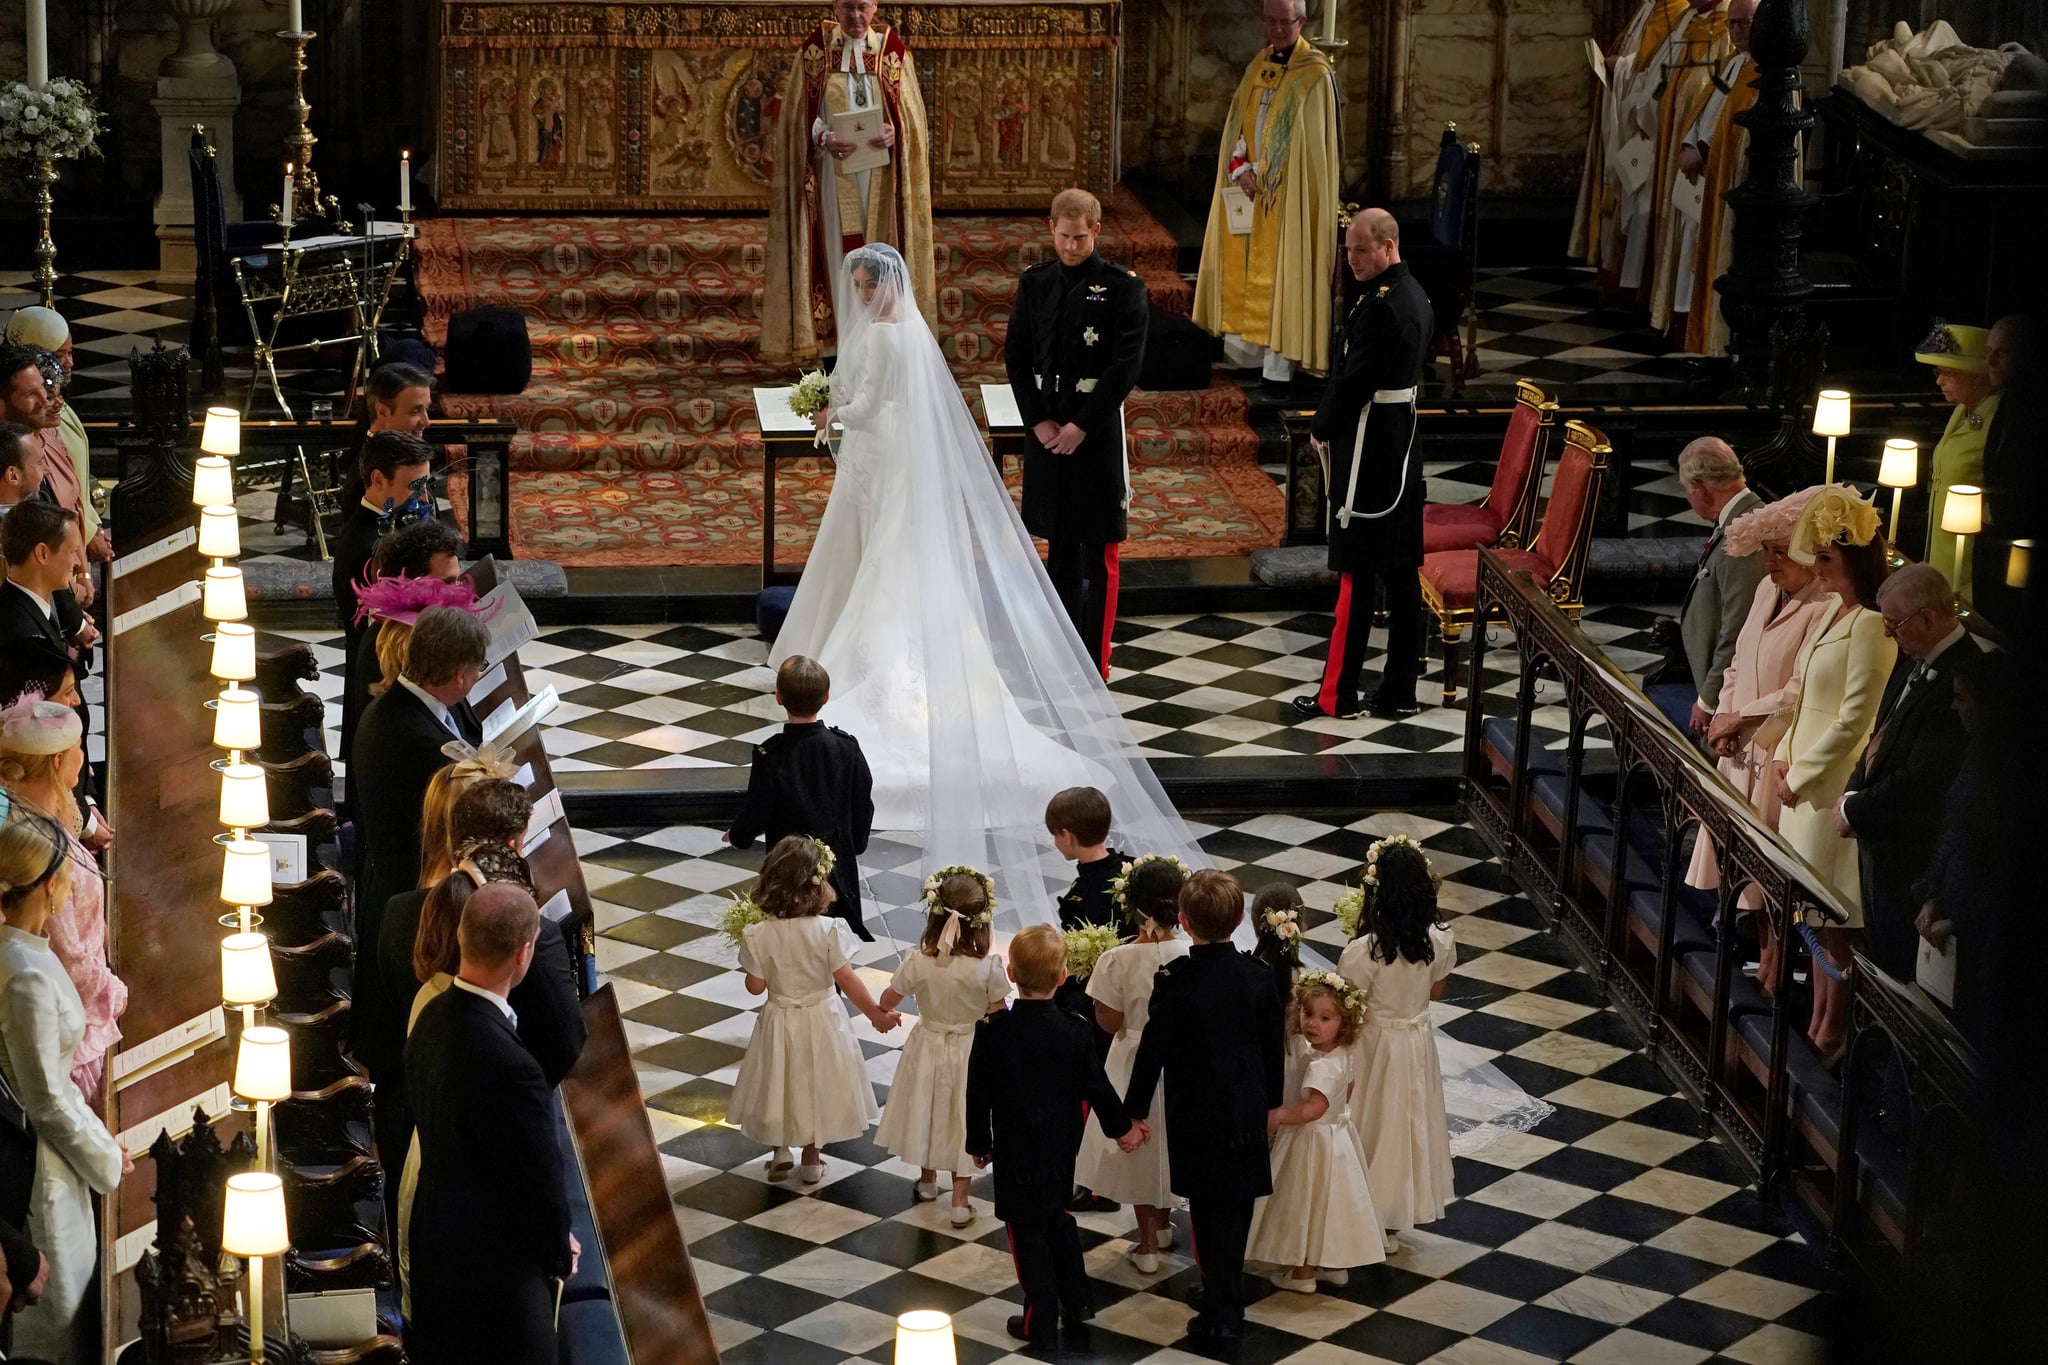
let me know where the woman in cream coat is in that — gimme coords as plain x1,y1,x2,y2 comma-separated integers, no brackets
0,811,128,1362
1770,487,1897,1057
1689,488,1837,993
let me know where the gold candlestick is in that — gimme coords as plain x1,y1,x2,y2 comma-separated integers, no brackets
277,30,341,225
32,156,57,307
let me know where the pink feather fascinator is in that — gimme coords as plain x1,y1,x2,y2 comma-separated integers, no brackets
352,574,502,628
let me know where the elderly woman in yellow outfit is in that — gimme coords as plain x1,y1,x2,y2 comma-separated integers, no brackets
1915,321,1997,598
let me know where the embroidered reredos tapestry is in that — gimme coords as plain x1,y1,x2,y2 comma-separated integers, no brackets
436,0,1122,211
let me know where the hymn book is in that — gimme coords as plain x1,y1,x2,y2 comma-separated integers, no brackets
828,107,893,175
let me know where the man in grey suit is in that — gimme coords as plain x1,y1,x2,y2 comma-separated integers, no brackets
1675,437,1763,736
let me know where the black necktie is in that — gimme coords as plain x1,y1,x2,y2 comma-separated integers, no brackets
455,700,483,746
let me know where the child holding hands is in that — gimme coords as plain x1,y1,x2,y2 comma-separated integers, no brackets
1247,971,1386,1291
727,836,901,1185
875,866,1010,1227
1337,835,1457,1250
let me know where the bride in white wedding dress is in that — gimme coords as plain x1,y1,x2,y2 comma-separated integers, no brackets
769,244,1206,917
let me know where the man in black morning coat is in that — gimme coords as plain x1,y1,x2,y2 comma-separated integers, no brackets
1292,207,1433,722
1006,187,1149,678
1835,564,1979,980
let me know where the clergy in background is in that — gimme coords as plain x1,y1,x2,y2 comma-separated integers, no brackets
763,0,935,364
1674,0,1761,356
1647,0,1735,332
1192,0,1339,383
1569,0,1704,299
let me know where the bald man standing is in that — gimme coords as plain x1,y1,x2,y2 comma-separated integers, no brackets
1292,210,1432,721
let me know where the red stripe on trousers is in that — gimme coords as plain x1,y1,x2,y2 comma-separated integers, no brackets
1099,543,1122,681
1006,1224,1035,1334
1318,571,1355,715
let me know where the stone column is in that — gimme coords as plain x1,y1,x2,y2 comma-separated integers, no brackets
153,0,243,280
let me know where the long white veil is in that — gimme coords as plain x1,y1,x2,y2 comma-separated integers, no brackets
771,243,1208,924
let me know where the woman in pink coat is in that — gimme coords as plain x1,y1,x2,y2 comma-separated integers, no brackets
1686,487,1836,993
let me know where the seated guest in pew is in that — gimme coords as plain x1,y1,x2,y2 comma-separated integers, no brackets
1770,486,1896,1060
405,883,574,1365
0,812,130,1364
1833,564,1977,984
394,777,584,1302
0,696,124,1107
1672,438,1763,736
341,517,466,774
1691,487,1834,994
349,604,491,1126
1913,648,2021,1043
334,431,437,764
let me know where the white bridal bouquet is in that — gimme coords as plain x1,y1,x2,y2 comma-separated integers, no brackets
787,369,832,418
0,79,105,163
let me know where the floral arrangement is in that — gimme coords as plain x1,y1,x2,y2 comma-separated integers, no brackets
1364,833,1427,886
1332,886,1366,940
1294,967,1367,1024
787,369,832,418
921,864,996,926
0,79,105,164
720,891,766,949
1109,852,1191,924
1258,903,1303,963
1063,923,1120,979
808,836,836,886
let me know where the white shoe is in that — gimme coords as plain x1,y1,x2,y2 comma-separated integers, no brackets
799,1161,826,1185
766,1148,795,1182
1156,1224,1175,1251
1269,1270,1318,1294
1128,1248,1160,1275
1382,1232,1401,1255
948,1203,975,1227
914,1180,938,1202
1317,1268,1349,1286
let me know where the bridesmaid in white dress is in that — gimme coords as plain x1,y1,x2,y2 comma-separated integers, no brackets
728,838,902,1184
1337,837,1457,1250
0,813,128,1363
875,868,1010,1227
1073,858,1189,1274
1247,972,1386,1292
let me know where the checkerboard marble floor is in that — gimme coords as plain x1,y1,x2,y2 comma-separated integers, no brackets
1463,266,1702,395
586,810,1837,1365
276,605,1673,779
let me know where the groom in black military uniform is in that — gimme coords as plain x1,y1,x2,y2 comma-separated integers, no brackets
1007,187,1149,679
1292,208,1433,721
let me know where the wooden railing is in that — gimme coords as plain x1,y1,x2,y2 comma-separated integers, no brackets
1459,549,1985,1291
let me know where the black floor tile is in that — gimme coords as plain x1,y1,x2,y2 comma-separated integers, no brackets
702,1275,837,1329
1480,1303,1617,1359
1329,1310,1465,1363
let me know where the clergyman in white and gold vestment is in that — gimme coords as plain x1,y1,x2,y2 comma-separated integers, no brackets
1192,0,1340,381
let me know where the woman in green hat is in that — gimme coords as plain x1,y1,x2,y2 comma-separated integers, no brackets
1915,320,1997,597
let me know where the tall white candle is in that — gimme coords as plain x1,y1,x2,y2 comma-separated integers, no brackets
1322,0,1338,44
26,0,49,88
288,0,303,33
281,165,295,225
400,150,412,211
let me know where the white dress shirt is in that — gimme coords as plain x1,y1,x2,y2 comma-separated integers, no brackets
450,974,517,1026
397,675,465,739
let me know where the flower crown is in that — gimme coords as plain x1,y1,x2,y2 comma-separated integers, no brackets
1364,834,1428,886
352,572,499,628
808,837,836,886
1109,853,1191,923
1295,968,1366,1024
921,864,996,927
1258,902,1303,963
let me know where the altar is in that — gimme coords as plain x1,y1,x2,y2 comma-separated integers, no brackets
436,0,1121,211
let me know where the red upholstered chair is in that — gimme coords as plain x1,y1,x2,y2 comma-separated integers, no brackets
1420,418,1611,703
1422,378,1555,556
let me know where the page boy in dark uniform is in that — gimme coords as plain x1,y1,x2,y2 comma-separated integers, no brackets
1006,187,1150,679
727,655,877,940
1125,869,1285,1344
967,924,1145,1347
1291,207,1432,722
1046,784,1129,1211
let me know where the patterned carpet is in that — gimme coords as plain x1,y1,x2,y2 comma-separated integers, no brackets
414,192,1285,566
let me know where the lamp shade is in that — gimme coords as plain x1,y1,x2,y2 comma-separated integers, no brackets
2009,539,2033,590
202,566,247,623
212,688,262,752
1811,389,1852,438
220,837,274,908
1878,438,1918,489
219,763,269,830
234,1026,293,1103
201,406,243,457
1940,484,1983,536
198,505,242,559
221,932,277,1006
210,622,258,682
192,454,235,508
894,1311,956,1365
221,1172,290,1257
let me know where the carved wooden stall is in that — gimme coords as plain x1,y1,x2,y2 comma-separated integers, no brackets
1461,550,1985,1286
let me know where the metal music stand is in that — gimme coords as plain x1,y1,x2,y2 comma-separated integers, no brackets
229,218,415,421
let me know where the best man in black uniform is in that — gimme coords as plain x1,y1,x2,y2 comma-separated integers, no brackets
1006,187,1149,678
1292,208,1433,721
